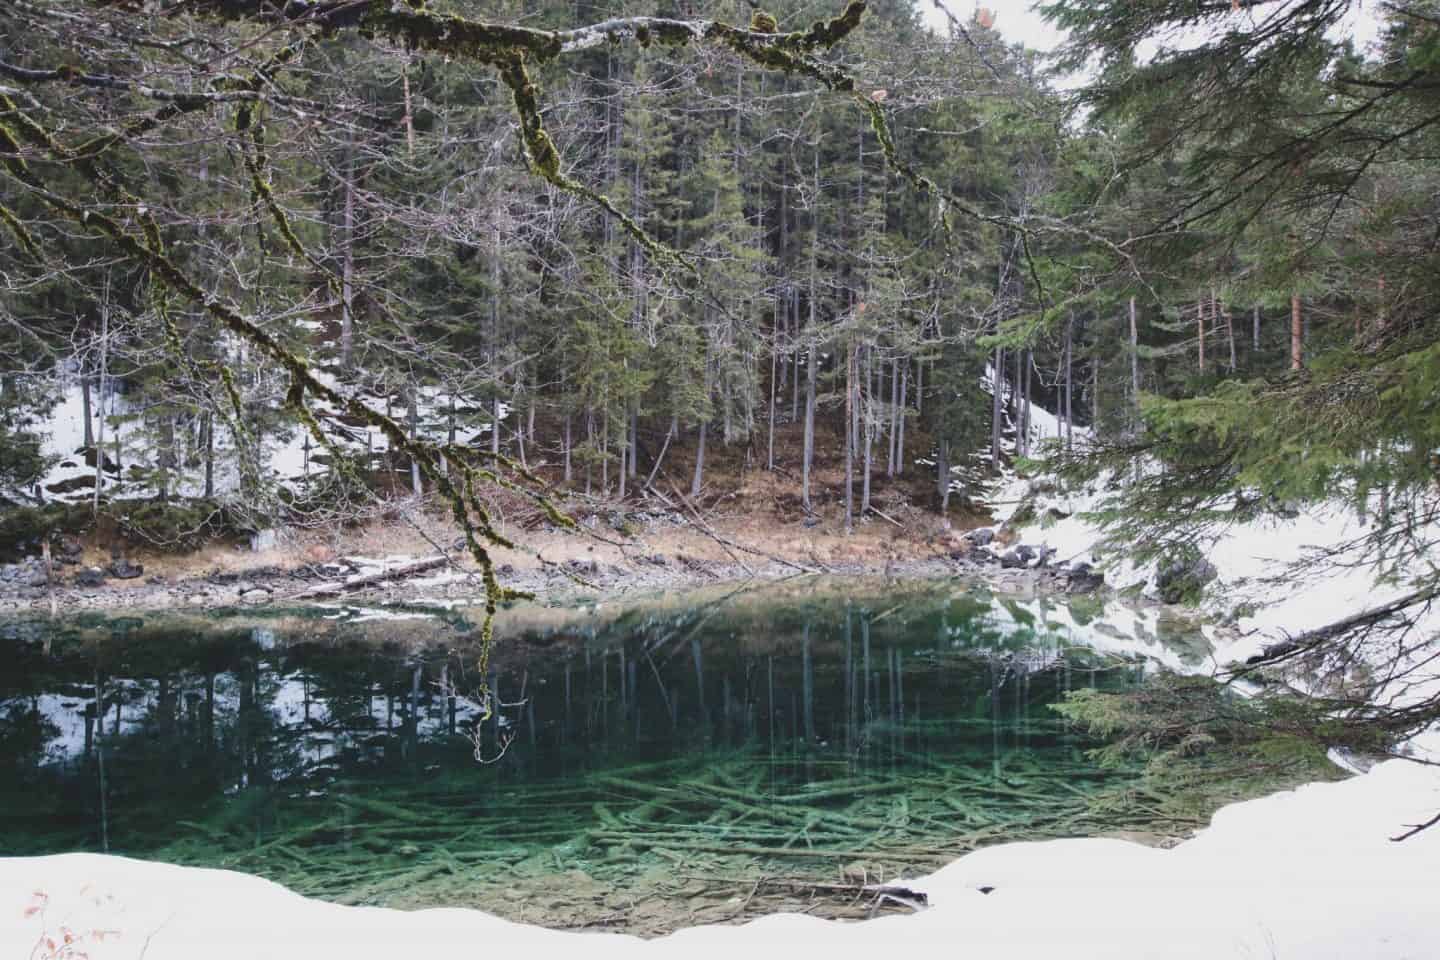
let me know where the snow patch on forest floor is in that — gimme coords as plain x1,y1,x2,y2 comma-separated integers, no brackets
3,758,1437,959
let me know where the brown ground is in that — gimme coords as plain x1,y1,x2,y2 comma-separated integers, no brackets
4,417,1010,611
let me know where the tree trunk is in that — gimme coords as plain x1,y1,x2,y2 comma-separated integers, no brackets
937,438,950,514
1192,296,1202,372
881,352,892,477
1253,304,1261,351
767,325,777,471
1064,316,1074,450
862,346,873,515
1225,298,1237,370
340,149,356,373
203,413,215,499
409,383,422,497
81,373,94,450
896,360,907,476
844,341,855,535
691,419,706,498
1129,296,1140,415
802,333,816,510
645,415,677,489
1291,294,1303,370
92,297,109,517
990,346,1004,468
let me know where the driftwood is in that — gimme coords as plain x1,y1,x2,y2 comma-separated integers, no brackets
286,555,448,600
866,504,903,528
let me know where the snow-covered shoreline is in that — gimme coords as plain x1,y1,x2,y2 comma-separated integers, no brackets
4,758,1436,959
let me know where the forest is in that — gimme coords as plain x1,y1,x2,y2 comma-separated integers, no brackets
2,0,1440,954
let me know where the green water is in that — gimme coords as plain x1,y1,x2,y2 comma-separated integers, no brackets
0,580,1204,931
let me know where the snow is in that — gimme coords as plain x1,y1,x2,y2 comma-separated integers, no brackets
31,362,512,503
4,758,1436,959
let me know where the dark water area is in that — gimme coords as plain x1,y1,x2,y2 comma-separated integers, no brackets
0,579,1207,932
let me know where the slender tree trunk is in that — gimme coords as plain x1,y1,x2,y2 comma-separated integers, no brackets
409,383,422,497
937,438,950,515
1092,341,1100,430
896,359,907,475
203,413,215,499
446,394,457,480
585,408,594,495
844,341,855,534
1291,294,1303,370
691,419,706,498
1253,304,1261,351
645,415,676,489
1064,316,1074,450
862,346,873,515
886,356,899,477
81,373,93,449
1129,296,1140,415
1023,348,1032,452
628,407,637,479
92,296,108,517
990,346,1004,468
767,327,777,471
1225,299,1237,370
1197,296,1205,372
802,179,818,509
340,149,356,372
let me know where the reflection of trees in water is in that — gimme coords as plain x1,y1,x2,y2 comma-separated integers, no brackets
1,594,1142,861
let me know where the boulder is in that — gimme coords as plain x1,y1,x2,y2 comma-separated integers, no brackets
108,558,144,580
75,567,107,588
966,527,996,546
56,535,84,559
1155,555,1218,604
1066,562,1105,594
999,549,1027,569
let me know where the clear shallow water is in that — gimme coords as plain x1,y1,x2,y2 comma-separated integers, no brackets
0,579,1206,931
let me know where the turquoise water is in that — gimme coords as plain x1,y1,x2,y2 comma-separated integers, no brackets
0,580,1195,930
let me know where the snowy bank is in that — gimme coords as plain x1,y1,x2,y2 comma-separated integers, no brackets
4,759,1437,959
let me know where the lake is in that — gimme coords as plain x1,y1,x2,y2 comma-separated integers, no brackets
0,578,1218,934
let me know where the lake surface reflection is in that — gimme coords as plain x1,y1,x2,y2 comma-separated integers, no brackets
0,579,1205,931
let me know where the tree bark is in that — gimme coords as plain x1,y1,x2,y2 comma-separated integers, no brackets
990,345,1004,468
896,359,907,475
92,295,109,517
1291,294,1303,370
844,340,855,534
1129,296,1140,415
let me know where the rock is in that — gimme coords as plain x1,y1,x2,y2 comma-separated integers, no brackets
56,535,84,558
108,558,144,580
1036,545,1057,568
1155,555,1218,604
645,553,668,566
250,529,279,552
966,527,995,546
1014,544,1037,563
1067,562,1105,594
75,567,107,588
999,549,1027,569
